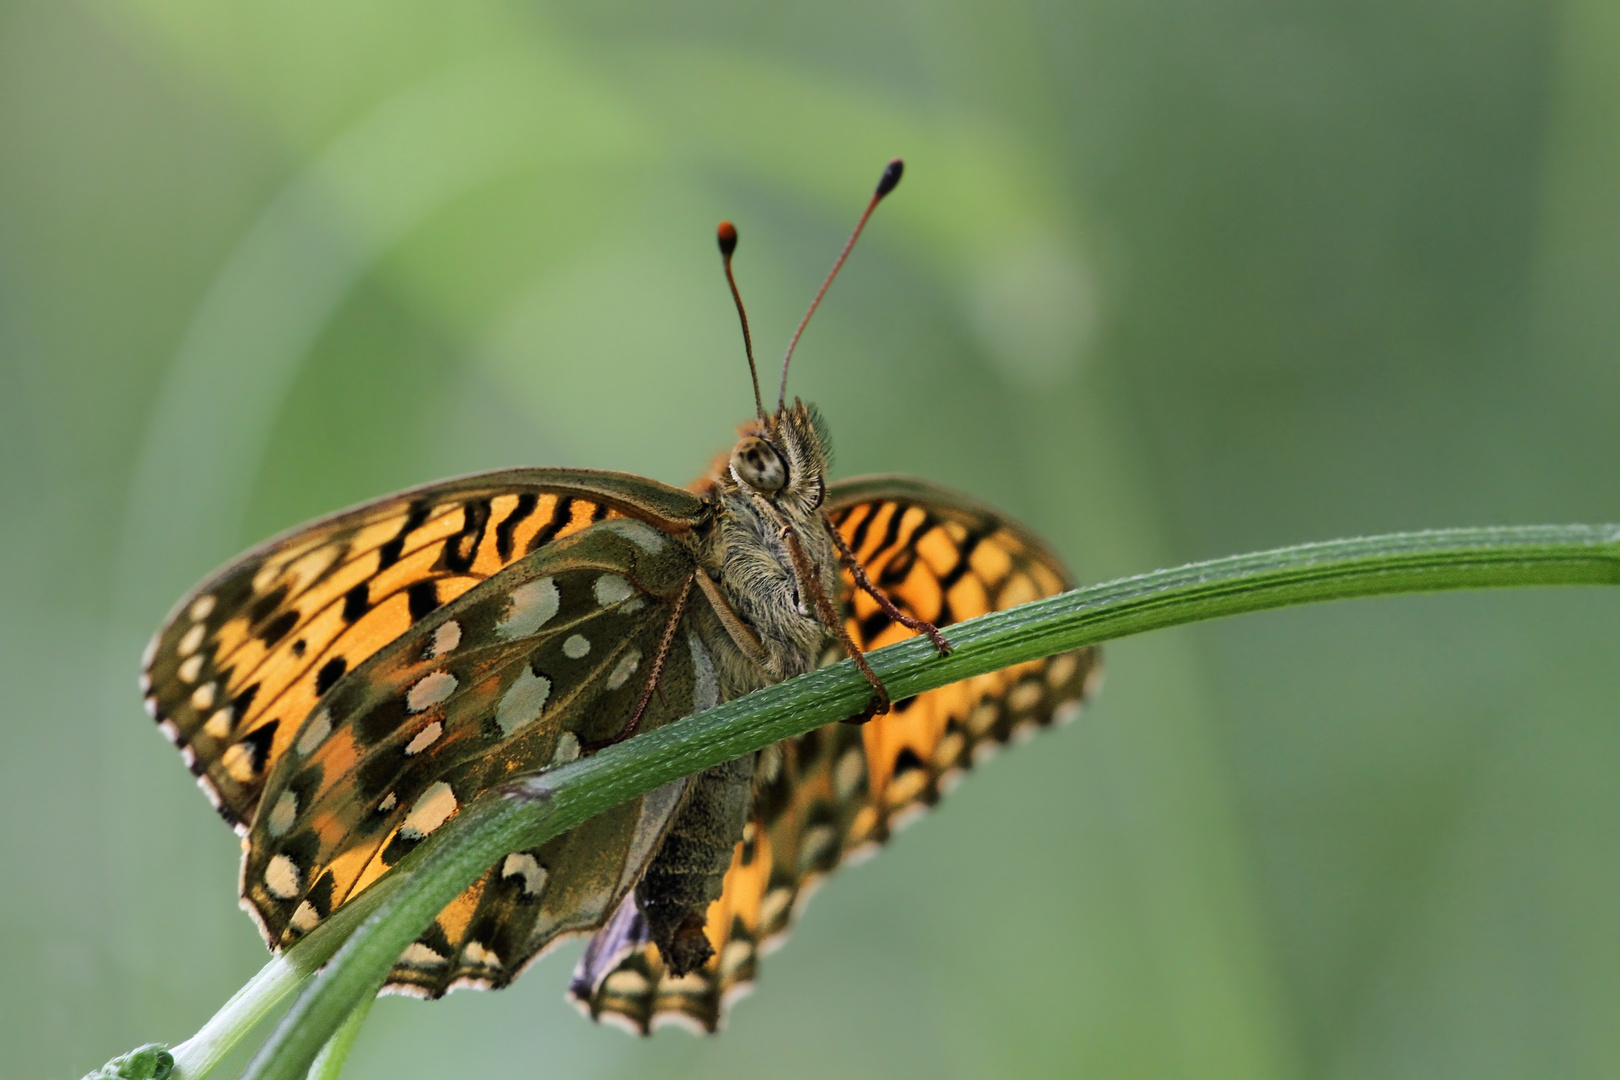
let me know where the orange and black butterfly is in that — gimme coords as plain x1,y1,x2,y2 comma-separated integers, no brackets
139,160,1102,1035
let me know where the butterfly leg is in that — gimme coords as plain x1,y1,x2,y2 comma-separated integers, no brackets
692,567,771,667
824,516,952,656
583,574,695,750
778,523,891,721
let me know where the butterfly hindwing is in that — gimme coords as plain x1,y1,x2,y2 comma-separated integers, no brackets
141,469,706,831
571,476,1102,1032
240,515,716,996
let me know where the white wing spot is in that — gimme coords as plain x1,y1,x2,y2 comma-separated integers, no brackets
562,634,591,659
399,781,458,839
190,681,216,711
178,623,206,657
720,939,753,979
178,655,204,683
264,855,301,899
759,888,793,930
602,518,668,553
426,620,462,659
501,852,548,896
296,709,332,756
204,707,234,740
156,718,179,744
221,741,257,783
266,789,299,837
550,731,580,765
1053,699,1083,726
1045,652,1079,688
141,633,160,669
378,791,397,812
968,701,1000,736
496,578,559,639
463,941,503,969
604,970,651,995
606,649,641,691
496,666,551,737
833,747,866,801
593,574,634,607
400,942,446,968
758,742,783,785
289,901,321,934
406,670,458,713
1007,680,1043,713
189,594,216,621
404,720,443,756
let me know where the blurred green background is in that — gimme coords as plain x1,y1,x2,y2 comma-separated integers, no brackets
4,0,1620,1077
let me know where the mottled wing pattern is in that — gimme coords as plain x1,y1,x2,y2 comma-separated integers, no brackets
141,469,705,833
572,476,1102,1032
241,518,719,997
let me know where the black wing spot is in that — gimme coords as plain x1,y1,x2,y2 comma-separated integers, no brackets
407,581,440,622
356,750,401,799
418,920,454,958
892,694,918,714
528,497,573,552
847,502,880,555
306,869,337,919
590,501,610,522
248,584,290,627
877,543,918,587
291,639,307,658
937,530,986,591
356,697,409,748
859,610,893,643
342,583,369,622
232,683,261,722
893,746,925,775
259,609,299,647
871,502,909,562
379,501,431,570
315,657,348,695
495,493,538,563
380,830,420,867
237,720,280,776
797,728,822,761
442,500,491,574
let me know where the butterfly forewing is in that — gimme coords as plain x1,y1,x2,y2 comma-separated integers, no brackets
141,469,706,830
571,477,1103,1032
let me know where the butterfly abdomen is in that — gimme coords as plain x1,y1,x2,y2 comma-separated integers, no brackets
634,752,757,975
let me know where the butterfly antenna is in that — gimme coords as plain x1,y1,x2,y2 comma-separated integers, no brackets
717,221,767,425
777,158,904,414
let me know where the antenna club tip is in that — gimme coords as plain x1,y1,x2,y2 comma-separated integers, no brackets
876,158,904,198
717,221,738,257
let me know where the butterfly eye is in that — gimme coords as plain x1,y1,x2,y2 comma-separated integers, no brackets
731,437,788,493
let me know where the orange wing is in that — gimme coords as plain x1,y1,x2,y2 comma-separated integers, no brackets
569,476,1102,1033
141,468,706,835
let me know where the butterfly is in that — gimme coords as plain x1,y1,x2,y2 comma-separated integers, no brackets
139,159,1103,1035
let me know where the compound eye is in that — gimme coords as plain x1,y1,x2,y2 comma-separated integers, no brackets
730,437,788,493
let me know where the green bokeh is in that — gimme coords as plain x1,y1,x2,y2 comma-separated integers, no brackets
3,1,1617,1077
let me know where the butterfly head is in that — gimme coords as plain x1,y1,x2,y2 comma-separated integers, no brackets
726,400,831,514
